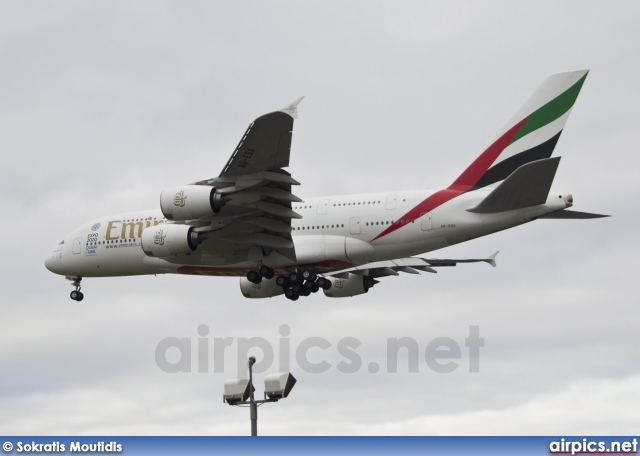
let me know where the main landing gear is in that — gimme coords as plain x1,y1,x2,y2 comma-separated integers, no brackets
276,270,332,301
245,266,332,301
68,276,84,301
245,265,275,284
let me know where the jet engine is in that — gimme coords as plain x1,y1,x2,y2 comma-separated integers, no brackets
240,277,285,298
323,275,378,298
141,224,199,258
160,185,227,220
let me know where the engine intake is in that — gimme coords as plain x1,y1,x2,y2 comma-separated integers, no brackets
160,185,227,220
141,224,199,258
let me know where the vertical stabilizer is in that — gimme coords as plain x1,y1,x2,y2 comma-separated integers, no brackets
450,70,588,192
372,70,590,242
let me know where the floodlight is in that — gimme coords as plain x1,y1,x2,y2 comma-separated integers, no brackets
263,372,297,399
223,378,252,404
223,358,298,435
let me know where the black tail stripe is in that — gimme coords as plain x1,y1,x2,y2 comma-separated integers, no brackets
470,131,562,191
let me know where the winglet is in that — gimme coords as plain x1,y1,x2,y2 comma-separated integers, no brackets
281,97,304,119
486,251,499,267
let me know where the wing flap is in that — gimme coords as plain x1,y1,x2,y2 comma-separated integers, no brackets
248,217,293,233
200,170,301,189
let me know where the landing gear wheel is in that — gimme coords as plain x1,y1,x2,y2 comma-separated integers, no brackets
275,275,290,288
259,266,275,279
300,287,311,297
310,282,320,293
247,271,262,284
289,272,302,284
317,277,332,290
70,290,84,301
302,270,317,281
285,289,299,301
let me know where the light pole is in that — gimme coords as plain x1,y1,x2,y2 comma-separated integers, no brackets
223,356,297,436
248,356,258,436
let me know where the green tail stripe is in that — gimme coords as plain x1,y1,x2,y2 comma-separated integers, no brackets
509,73,588,145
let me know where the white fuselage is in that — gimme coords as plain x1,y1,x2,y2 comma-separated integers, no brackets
45,187,571,279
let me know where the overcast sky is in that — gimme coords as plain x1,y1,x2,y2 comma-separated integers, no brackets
1,1,639,436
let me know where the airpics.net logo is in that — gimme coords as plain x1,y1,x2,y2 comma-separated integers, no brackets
549,438,638,455
154,324,484,377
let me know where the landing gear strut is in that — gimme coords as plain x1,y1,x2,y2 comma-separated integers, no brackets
69,276,84,301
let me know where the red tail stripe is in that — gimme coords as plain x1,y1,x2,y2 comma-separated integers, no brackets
371,117,528,241
450,117,529,190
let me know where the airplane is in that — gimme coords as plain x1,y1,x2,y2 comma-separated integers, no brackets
45,69,607,301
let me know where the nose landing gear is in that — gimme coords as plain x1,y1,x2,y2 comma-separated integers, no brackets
67,276,84,301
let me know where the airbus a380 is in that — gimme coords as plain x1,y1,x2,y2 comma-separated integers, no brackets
45,70,607,301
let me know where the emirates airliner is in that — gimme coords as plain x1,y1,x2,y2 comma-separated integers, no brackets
45,70,607,301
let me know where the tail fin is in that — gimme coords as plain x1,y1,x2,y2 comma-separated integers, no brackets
450,70,589,192
371,71,590,242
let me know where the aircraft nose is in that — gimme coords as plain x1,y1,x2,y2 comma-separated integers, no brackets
45,250,63,274
44,254,56,272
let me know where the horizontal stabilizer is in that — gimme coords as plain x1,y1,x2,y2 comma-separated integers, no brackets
468,158,560,213
540,210,610,219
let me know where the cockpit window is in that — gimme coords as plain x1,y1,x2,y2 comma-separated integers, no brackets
59,240,64,245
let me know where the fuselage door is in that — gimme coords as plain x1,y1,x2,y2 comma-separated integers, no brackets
349,217,361,235
385,194,398,210
420,212,433,231
317,199,329,215
72,237,82,254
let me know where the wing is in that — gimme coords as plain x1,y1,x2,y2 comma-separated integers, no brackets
327,252,499,279
218,97,303,177
188,99,305,264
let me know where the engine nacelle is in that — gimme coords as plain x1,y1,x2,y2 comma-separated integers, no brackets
323,275,378,298
160,185,226,220
240,277,285,298
141,224,198,258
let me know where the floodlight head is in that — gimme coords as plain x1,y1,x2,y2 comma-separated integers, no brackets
223,378,253,405
248,356,256,367
264,372,296,400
